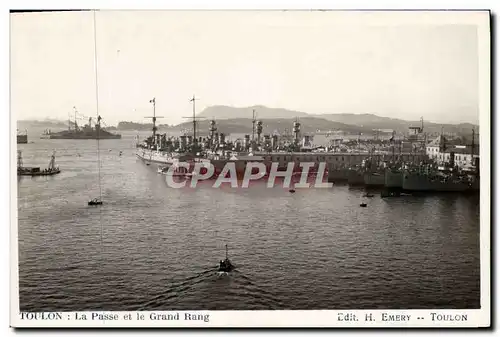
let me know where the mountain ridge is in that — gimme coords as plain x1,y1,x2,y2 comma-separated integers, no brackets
17,105,479,137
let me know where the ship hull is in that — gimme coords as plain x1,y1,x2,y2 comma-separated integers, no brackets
47,134,121,139
136,149,176,166
327,167,349,182
347,170,365,185
17,135,27,144
137,148,328,180
18,169,61,176
363,172,385,187
402,172,471,192
385,170,403,189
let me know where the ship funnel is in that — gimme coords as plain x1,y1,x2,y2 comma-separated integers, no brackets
302,135,311,147
209,119,217,128
244,134,250,150
293,121,301,143
173,138,180,150
180,135,187,150
209,119,217,138
219,133,225,145
256,121,263,143
272,134,279,149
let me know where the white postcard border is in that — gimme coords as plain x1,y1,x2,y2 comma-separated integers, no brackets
7,3,492,330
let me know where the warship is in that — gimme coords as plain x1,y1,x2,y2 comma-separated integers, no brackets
136,100,478,193
41,113,121,140
136,98,431,180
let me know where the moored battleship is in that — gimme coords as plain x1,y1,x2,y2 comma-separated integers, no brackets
135,98,335,178
136,98,441,184
41,115,121,140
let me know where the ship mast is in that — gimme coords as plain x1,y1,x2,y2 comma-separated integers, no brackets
252,109,256,145
471,128,475,166
357,132,361,155
74,106,78,130
183,95,206,153
145,97,164,148
190,95,197,141
390,131,395,162
92,9,103,205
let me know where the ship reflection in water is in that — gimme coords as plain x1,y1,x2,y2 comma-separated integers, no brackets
17,136,480,311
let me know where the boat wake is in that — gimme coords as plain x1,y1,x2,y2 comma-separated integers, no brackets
134,263,285,310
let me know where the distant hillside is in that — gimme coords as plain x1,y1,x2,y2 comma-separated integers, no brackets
196,105,478,137
116,121,173,131
171,117,378,135
312,113,478,136
18,107,480,139
197,105,309,119
17,119,67,130
311,113,412,129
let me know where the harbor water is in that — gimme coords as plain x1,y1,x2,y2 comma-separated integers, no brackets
17,132,480,311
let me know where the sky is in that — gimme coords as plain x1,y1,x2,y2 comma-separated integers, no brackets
10,10,485,126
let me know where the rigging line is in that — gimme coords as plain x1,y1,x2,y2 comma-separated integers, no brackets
93,9,103,248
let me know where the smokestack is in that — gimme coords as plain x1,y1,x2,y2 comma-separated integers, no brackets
272,134,279,149
244,134,250,150
256,121,263,144
293,121,301,144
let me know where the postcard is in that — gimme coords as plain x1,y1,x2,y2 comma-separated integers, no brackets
10,8,490,328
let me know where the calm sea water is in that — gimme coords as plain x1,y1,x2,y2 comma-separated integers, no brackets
17,132,480,311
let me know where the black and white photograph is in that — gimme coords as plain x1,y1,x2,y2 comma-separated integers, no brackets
10,7,490,328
